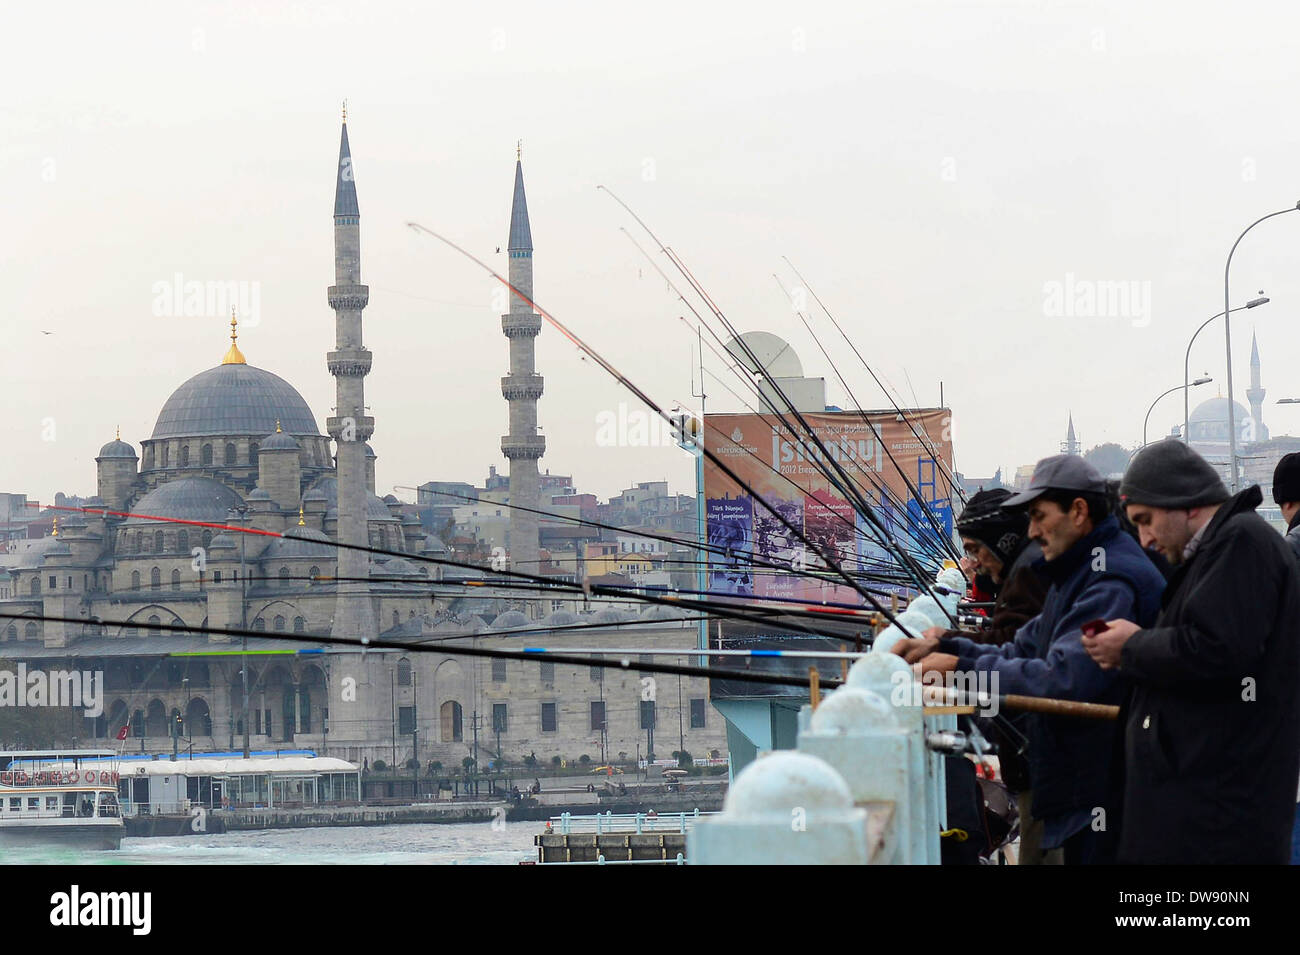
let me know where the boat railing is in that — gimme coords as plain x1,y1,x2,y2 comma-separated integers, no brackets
548,809,715,834
538,853,687,866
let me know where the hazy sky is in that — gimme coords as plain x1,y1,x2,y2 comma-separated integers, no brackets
6,0,1300,506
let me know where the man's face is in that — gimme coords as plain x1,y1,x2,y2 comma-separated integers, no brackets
1125,503,1193,563
1026,497,1089,561
961,536,1004,581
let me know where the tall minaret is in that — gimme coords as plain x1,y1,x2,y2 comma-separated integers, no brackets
1247,331,1268,441
326,104,377,639
501,144,544,583
1061,412,1080,455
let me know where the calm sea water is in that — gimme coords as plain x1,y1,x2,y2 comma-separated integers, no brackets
2,821,539,865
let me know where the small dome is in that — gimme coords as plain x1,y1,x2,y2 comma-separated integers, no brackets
379,557,420,577
490,610,531,630
542,610,579,628
639,603,686,622
247,488,272,501
307,478,401,522
723,751,853,818
208,534,237,550
124,478,244,525
43,539,72,557
421,535,447,553
260,430,300,452
382,494,400,504
303,487,328,502
97,438,137,460
591,608,630,625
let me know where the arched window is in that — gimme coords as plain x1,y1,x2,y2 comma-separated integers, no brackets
171,569,181,591
179,446,190,467
224,443,236,466
150,567,161,590
154,530,164,552
131,571,140,591
308,565,320,580
147,614,161,627
293,616,305,633
273,615,286,632
253,617,265,632
200,444,212,466
392,610,400,628
187,698,212,736
397,657,412,686
201,530,212,549
135,531,143,552
132,709,145,737
24,621,37,640
279,567,290,588
177,530,189,554
4,624,15,641
249,441,259,458
30,577,40,597
161,445,169,467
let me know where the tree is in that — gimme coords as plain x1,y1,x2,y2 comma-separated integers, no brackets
1083,443,1133,479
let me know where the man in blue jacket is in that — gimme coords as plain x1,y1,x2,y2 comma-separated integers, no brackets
893,455,1166,863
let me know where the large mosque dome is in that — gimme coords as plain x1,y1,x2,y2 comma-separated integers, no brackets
1187,397,1254,444
151,363,320,439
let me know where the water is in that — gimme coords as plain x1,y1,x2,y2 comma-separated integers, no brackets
2,821,539,865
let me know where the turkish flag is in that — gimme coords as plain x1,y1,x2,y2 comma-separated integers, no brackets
115,725,129,741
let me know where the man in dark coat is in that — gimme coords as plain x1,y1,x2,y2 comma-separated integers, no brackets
896,455,1166,863
1084,441,1300,864
1273,452,1300,561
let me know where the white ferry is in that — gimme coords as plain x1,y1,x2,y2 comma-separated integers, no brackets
0,749,125,850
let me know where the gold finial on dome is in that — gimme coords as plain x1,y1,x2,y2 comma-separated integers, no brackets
276,420,282,433
52,517,58,538
115,425,120,440
342,99,348,123
222,308,246,365
517,139,522,161
298,506,306,527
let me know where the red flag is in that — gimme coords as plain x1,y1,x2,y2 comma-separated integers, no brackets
115,725,129,741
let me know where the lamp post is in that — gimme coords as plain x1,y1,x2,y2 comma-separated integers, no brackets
1184,297,1269,444
1147,378,1212,447
229,505,251,759
1224,204,1300,490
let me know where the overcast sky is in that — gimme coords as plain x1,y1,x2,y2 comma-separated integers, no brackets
6,0,1300,506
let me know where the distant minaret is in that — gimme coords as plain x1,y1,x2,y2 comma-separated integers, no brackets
1061,413,1081,455
1247,331,1268,441
501,143,544,582
327,103,377,639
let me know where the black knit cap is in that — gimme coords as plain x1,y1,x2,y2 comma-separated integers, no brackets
956,488,1027,567
1120,440,1229,509
1273,452,1300,504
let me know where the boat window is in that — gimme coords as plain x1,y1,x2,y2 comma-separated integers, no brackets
27,797,39,811
8,797,19,811
46,796,59,811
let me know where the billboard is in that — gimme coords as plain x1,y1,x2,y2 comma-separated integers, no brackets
702,409,954,605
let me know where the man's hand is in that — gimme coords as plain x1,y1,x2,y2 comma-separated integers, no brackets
891,634,941,663
1081,619,1140,670
959,556,978,580
917,652,958,676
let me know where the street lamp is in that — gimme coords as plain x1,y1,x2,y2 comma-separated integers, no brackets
1147,377,1212,447
1184,297,1269,444
1224,203,1300,490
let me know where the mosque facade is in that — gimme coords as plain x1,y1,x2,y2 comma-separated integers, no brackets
0,115,725,770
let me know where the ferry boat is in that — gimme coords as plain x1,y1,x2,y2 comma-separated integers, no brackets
0,750,125,850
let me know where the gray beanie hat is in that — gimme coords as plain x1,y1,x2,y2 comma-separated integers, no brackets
1119,440,1230,509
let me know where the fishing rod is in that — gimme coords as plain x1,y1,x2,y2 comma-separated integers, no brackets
769,270,961,567
613,217,957,624
0,610,1119,721
625,235,951,586
404,221,923,643
38,503,874,641
611,223,945,587
781,255,968,509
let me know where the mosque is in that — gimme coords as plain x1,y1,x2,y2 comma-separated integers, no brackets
0,113,724,770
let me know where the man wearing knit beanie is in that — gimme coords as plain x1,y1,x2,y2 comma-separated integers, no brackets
1083,440,1300,864
1272,451,1300,561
